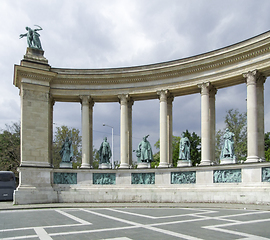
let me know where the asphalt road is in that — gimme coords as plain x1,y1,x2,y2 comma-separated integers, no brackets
0,203,270,240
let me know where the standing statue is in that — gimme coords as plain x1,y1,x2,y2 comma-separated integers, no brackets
179,133,190,160
99,137,112,164
19,25,43,50
136,135,153,163
59,135,73,163
220,128,235,159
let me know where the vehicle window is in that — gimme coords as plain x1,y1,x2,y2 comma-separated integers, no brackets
0,173,14,182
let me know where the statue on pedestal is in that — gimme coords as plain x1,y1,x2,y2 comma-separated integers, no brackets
220,128,236,164
59,135,73,168
20,25,43,50
99,137,112,164
177,133,191,167
136,135,153,163
179,133,190,161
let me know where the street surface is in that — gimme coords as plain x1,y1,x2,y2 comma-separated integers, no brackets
1,206,270,239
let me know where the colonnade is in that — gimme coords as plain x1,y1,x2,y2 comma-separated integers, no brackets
77,70,266,168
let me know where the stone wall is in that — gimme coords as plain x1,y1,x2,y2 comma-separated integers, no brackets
14,162,270,205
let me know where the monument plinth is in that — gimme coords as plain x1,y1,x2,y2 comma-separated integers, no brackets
21,47,49,69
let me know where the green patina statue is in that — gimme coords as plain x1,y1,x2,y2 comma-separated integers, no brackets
135,135,153,163
19,25,43,50
179,133,190,160
60,136,73,163
220,128,235,160
99,137,112,164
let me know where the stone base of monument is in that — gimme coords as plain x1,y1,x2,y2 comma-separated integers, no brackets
177,160,192,167
137,162,151,169
99,163,112,169
13,162,270,205
21,47,50,69
220,158,236,165
60,162,72,168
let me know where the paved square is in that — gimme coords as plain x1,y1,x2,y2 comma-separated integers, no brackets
0,207,270,239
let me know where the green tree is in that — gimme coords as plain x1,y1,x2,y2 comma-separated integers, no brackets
53,125,82,168
182,130,201,166
0,122,20,178
265,132,270,161
216,109,247,162
92,148,100,169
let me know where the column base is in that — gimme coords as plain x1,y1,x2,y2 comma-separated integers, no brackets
80,163,92,169
119,163,129,169
245,156,260,163
177,160,192,167
20,161,52,168
158,162,169,168
199,160,211,166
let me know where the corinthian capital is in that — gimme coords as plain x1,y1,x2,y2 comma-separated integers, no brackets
243,69,259,85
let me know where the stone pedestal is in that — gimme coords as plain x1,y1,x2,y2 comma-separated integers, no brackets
220,158,236,165
177,160,192,167
21,47,49,69
99,163,112,169
137,162,151,169
60,162,72,168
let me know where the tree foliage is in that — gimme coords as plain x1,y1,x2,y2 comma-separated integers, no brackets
53,125,82,168
182,130,201,166
0,122,20,178
216,109,247,162
265,132,270,161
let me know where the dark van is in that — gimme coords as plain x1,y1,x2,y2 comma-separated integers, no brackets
0,171,16,201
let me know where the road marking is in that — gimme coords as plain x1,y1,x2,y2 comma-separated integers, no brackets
81,208,203,240
55,209,92,225
34,227,53,240
109,208,216,219
205,226,270,240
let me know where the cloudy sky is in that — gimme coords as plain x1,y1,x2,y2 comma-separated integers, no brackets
1,0,270,162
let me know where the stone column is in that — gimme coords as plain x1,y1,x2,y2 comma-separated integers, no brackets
89,99,94,168
209,86,217,164
49,98,55,167
243,70,259,163
128,98,134,166
257,75,266,161
198,82,211,166
167,95,174,167
119,94,129,168
80,96,94,168
158,90,169,168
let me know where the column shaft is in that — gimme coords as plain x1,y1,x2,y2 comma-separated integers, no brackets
244,70,259,162
128,99,134,166
119,95,129,168
257,75,266,161
80,96,92,168
158,90,169,168
209,87,217,164
167,96,174,166
199,82,211,165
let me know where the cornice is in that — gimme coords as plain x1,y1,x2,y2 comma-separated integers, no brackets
13,30,270,101
14,65,56,88
50,35,270,86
